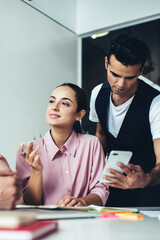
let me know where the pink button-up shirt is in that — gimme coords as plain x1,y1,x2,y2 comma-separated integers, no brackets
16,130,109,205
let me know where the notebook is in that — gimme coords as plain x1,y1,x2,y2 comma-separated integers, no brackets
35,209,101,220
0,220,58,240
16,204,138,213
0,211,37,228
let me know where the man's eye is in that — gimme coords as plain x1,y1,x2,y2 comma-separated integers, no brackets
112,72,118,77
126,77,134,80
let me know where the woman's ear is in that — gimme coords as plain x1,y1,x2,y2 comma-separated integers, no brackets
76,110,86,121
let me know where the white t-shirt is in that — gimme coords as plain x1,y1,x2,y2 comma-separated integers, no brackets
89,81,160,140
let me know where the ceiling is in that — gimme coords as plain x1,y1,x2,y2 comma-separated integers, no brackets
22,0,160,37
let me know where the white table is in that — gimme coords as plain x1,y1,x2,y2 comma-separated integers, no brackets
44,215,160,240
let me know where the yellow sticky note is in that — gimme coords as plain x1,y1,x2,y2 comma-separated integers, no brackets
116,213,144,221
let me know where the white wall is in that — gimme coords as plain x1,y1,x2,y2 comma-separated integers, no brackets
22,0,77,33
0,0,77,170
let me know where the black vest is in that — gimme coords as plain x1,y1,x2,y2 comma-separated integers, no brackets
95,80,160,206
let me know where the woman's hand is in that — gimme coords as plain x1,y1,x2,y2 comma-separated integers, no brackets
57,195,86,207
19,142,43,172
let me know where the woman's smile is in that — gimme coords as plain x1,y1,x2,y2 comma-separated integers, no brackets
49,113,60,119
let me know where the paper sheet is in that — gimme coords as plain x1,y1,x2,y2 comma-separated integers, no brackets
140,211,160,218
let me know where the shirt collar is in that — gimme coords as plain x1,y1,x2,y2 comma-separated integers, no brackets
64,130,79,157
43,130,79,161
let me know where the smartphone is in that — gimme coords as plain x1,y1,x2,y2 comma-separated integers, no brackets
99,150,133,183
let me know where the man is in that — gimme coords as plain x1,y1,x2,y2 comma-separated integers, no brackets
0,155,22,209
89,34,160,207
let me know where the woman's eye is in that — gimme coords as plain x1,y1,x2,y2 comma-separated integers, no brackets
62,102,70,107
49,100,54,103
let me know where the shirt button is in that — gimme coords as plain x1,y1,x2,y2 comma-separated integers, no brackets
61,146,66,152
67,189,71,194
65,170,69,174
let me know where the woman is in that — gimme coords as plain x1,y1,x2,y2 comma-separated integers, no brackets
16,83,109,206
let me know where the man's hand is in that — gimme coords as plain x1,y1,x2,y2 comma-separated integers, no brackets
0,171,22,210
103,163,149,189
57,195,86,207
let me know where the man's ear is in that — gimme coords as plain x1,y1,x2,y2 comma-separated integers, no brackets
76,110,86,121
105,56,108,70
140,65,145,75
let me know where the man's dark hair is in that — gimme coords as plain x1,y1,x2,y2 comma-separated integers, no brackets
107,34,150,70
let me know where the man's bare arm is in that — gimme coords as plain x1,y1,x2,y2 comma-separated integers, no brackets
96,122,106,151
146,138,160,186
